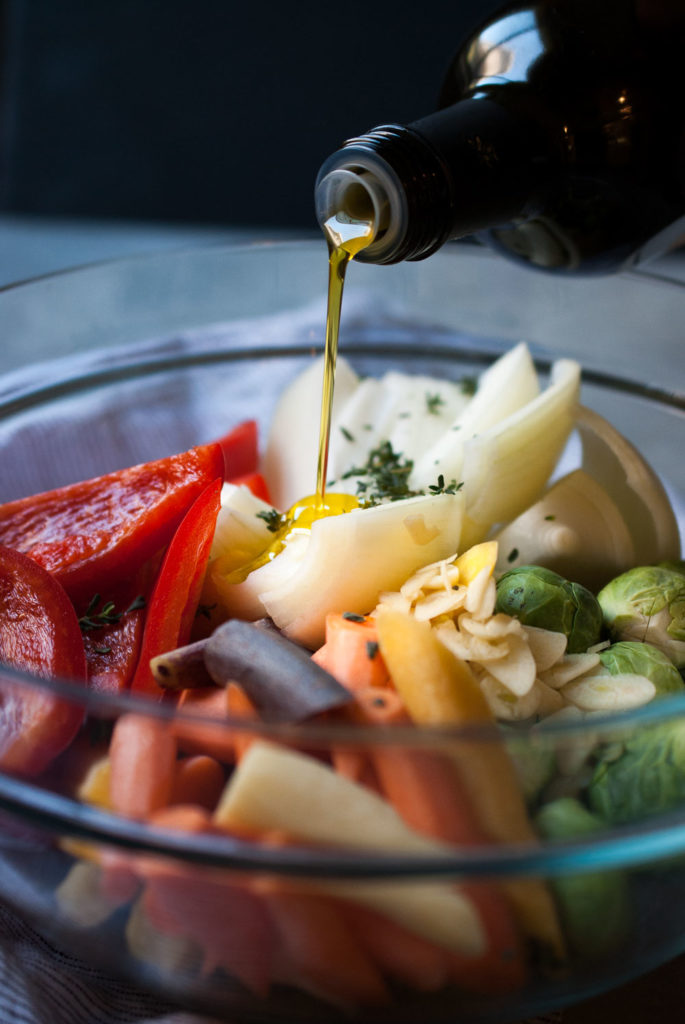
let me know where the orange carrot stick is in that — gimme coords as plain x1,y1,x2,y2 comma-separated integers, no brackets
262,885,389,1006
142,866,276,995
171,755,225,810
312,613,390,690
337,901,451,993
148,804,215,833
226,683,259,761
342,688,527,992
173,686,236,762
108,713,177,819
330,687,407,789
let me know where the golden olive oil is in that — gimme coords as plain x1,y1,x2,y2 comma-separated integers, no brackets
315,213,374,502
225,212,374,585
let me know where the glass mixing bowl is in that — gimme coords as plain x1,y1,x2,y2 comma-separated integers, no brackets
0,240,683,1023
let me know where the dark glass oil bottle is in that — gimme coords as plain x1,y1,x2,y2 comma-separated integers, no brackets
315,0,685,274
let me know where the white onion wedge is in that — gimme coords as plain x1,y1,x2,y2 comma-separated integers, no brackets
412,342,541,488
216,492,463,648
575,404,680,564
260,493,464,647
209,483,274,564
459,358,581,546
261,355,360,508
494,468,635,590
327,370,471,488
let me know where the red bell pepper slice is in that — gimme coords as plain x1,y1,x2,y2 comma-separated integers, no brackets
214,419,258,479
0,443,224,603
130,478,222,698
0,545,87,775
77,556,161,695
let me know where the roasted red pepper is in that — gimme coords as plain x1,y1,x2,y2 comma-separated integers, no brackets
77,556,161,695
0,545,87,775
130,478,222,697
0,443,224,602
215,419,258,480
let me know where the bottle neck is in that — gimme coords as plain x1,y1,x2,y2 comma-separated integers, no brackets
315,124,454,264
315,99,547,264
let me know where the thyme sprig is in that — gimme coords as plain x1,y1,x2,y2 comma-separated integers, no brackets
341,440,423,504
257,508,286,534
428,474,463,495
425,392,445,415
79,594,146,633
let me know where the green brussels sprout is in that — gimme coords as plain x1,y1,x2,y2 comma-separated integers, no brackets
598,641,684,698
588,719,685,824
536,797,629,958
505,730,556,804
598,565,685,670
495,565,603,654
656,560,685,577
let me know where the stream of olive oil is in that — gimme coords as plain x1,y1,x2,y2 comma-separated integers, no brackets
315,213,374,502
224,214,374,582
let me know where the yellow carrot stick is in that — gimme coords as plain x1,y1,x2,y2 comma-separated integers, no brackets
375,608,565,959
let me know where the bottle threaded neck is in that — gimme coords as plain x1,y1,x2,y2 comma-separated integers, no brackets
315,124,454,264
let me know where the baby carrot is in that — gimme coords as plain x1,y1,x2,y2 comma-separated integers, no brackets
331,687,407,789
173,686,237,762
142,866,275,995
337,901,451,993
171,755,226,810
108,713,177,820
312,613,390,690
262,885,389,1006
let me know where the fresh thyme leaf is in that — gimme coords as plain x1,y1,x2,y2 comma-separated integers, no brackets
507,547,520,563
257,508,284,533
544,514,556,521
428,474,463,495
425,392,445,415
340,425,355,442
197,603,217,620
341,440,422,504
79,594,146,633
460,376,477,396
366,640,379,660
94,646,112,656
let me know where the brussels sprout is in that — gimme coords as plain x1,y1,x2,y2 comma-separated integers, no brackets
657,560,685,577
588,720,685,824
536,797,629,958
598,641,684,698
495,565,603,654
598,566,685,670
505,730,556,804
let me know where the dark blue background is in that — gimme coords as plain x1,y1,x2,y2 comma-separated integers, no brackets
0,0,498,230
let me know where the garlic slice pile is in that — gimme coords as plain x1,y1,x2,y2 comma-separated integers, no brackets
375,545,658,724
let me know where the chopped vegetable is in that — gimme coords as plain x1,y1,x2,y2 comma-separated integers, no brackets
598,566,685,669
203,618,352,720
374,608,565,958
495,566,603,654
0,544,87,775
0,442,224,601
130,478,222,696
536,797,629,958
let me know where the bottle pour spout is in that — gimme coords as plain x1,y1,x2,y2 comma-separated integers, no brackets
315,168,391,243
